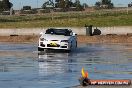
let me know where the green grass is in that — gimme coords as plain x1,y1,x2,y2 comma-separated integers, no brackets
0,10,132,28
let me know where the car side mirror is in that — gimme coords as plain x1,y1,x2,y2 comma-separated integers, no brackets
40,32,43,35
72,33,77,36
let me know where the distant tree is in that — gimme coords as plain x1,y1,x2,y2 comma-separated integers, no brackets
102,0,108,5
82,3,89,8
74,0,83,10
95,0,114,9
43,0,84,11
42,2,47,9
55,0,59,3
65,0,70,8
0,1,3,12
95,1,101,7
102,0,113,8
55,2,59,8
68,0,74,7
128,2,132,7
0,0,13,12
23,6,31,10
55,0,65,8
59,0,65,8
42,0,54,9
64,0,75,8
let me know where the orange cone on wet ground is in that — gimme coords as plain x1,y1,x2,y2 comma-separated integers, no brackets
81,67,88,78
79,68,131,86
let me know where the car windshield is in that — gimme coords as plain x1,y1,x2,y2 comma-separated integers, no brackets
45,28,71,36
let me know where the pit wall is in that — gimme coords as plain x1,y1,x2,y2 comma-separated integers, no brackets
0,26,132,36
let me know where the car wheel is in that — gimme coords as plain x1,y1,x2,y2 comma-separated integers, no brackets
76,41,77,48
38,47,44,51
66,50,71,53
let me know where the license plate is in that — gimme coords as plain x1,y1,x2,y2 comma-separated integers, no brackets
50,42,57,47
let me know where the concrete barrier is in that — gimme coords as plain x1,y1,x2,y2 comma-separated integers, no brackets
94,26,132,35
0,28,43,36
0,27,86,36
0,26,132,35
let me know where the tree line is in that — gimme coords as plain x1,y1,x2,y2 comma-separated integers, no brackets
3,0,131,12
42,0,84,11
42,0,114,9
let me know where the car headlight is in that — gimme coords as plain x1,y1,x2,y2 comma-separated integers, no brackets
61,40,69,42
40,38,47,41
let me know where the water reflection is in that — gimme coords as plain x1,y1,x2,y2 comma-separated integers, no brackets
0,63,8,72
38,51,75,77
36,43,132,80
38,51,71,61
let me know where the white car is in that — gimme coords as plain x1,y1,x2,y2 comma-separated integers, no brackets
38,28,77,52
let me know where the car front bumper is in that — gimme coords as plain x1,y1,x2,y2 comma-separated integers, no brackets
38,41,71,50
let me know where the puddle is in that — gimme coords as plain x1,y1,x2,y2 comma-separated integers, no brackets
0,43,132,88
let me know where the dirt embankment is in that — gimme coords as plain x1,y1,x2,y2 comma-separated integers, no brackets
0,35,132,43
77,35,132,43
0,35,39,43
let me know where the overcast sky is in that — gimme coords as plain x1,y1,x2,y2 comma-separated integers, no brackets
10,0,132,10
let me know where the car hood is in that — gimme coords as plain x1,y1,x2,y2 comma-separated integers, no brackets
41,34,71,40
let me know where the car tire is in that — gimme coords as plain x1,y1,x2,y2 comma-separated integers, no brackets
76,41,77,48
66,50,71,53
38,47,44,51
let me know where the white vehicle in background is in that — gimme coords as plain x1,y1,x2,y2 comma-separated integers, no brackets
38,28,77,52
